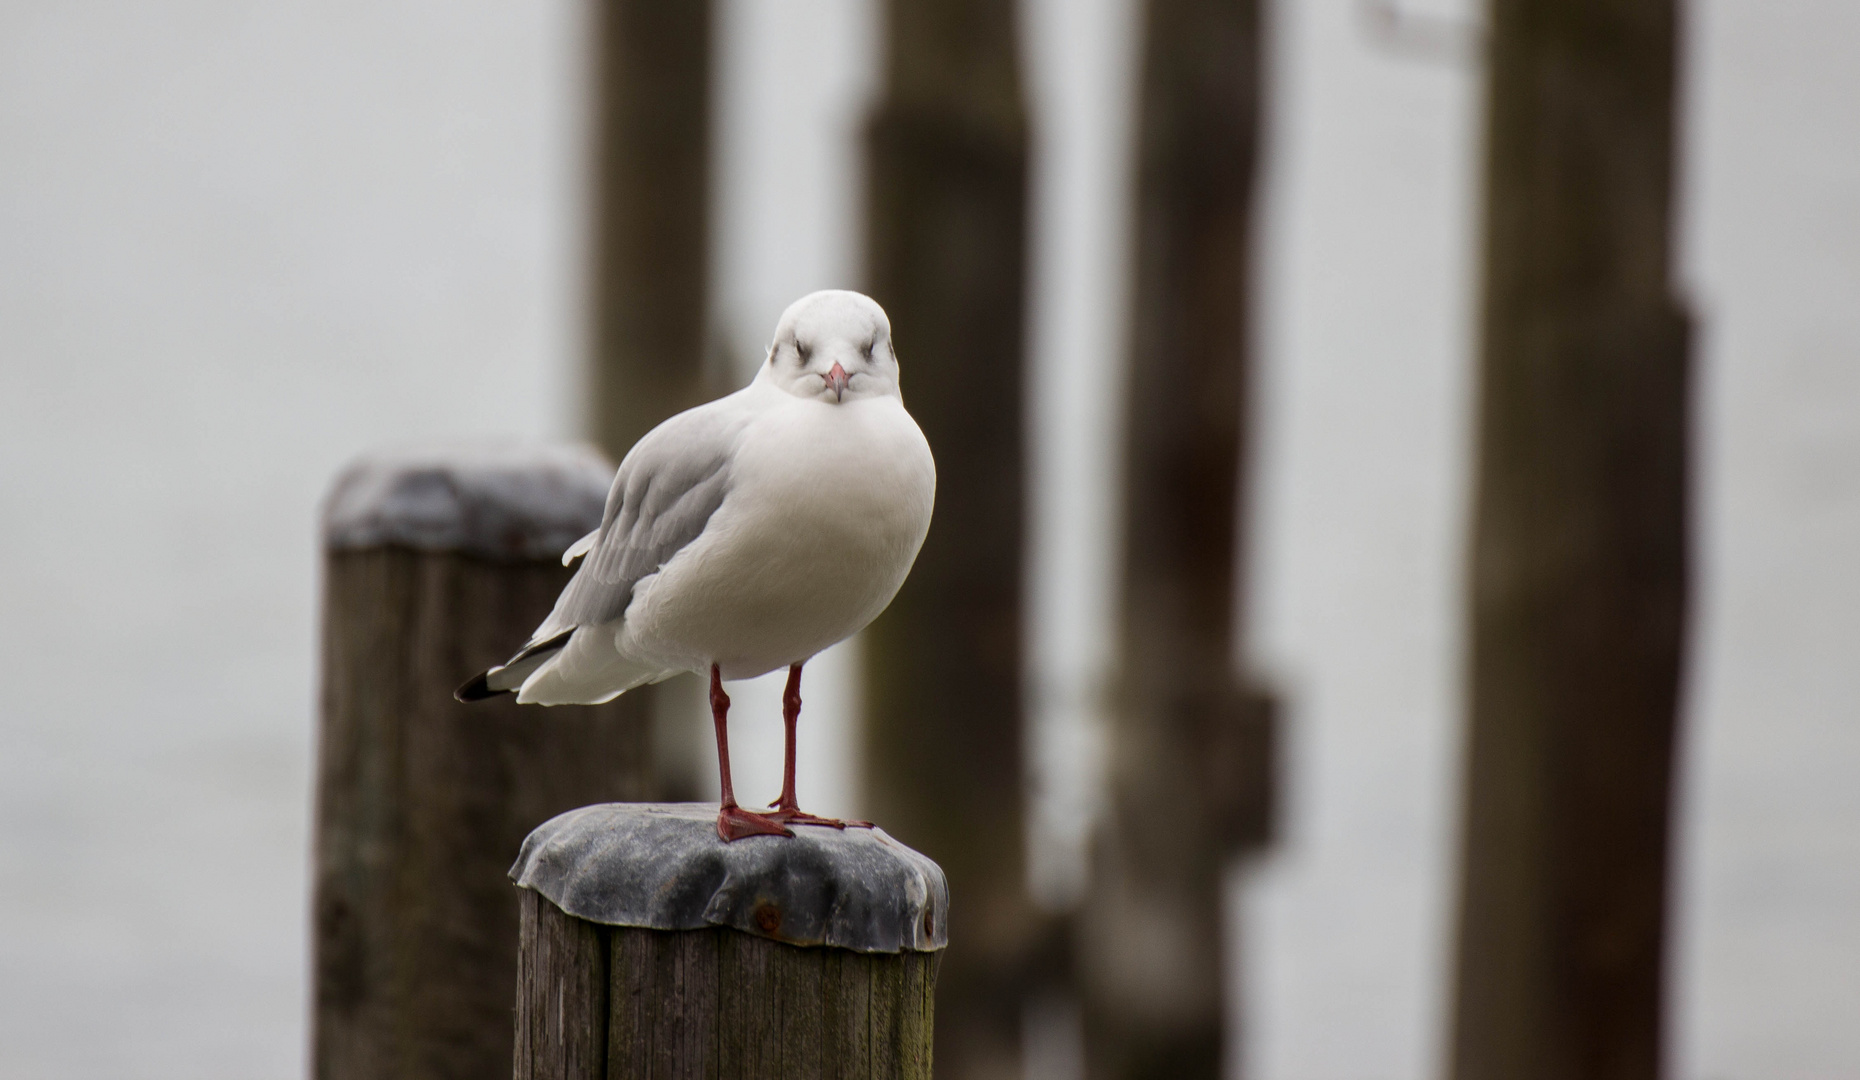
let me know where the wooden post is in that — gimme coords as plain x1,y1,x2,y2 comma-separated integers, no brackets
1078,0,1272,1077
588,0,715,454
511,803,946,1079
313,445,654,1080
861,1,1035,1076
586,0,716,799
1449,0,1690,1076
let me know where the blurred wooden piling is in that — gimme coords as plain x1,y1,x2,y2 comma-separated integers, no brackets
1449,0,1691,1077
587,0,717,799
312,446,652,1080
509,803,946,1080
1078,0,1274,1077
862,0,1036,1076
588,0,715,453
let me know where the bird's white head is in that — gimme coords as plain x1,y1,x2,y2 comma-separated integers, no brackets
758,290,901,405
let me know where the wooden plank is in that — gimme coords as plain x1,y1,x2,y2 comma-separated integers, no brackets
654,932,681,1080
735,932,782,1078
515,889,610,1080
607,924,648,1079
898,951,938,1080
775,939,818,1078
677,928,721,1080
515,892,536,1080
867,947,903,1080
1448,0,1690,1078
711,931,745,1079
824,948,873,1080
541,912,939,1079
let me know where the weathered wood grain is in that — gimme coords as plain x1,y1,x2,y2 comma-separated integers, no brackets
516,888,610,1080
518,896,939,1080
313,547,650,1080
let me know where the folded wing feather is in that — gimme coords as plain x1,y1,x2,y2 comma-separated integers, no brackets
541,405,744,637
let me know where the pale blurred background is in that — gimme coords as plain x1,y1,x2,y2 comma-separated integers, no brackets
2,1,1856,1078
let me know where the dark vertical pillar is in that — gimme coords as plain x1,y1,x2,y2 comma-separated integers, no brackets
1449,0,1690,1077
861,3,1033,1078
588,0,715,453
1078,0,1273,1077
585,0,716,798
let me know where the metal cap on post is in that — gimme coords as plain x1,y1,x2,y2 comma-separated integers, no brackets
323,442,614,561
313,442,654,1080
512,804,947,1080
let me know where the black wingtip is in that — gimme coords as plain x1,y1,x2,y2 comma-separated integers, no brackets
454,671,512,704
456,629,575,704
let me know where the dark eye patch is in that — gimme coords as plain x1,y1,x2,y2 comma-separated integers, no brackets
861,338,874,359
796,341,812,363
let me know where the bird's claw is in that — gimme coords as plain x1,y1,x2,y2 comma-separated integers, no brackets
717,805,794,841
765,806,876,830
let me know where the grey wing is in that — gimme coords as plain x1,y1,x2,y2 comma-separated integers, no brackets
536,405,746,637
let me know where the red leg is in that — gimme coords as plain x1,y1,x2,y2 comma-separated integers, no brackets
772,663,802,813
711,663,791,841
767,662,873,830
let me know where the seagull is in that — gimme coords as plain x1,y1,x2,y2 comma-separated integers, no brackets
455,290,936,841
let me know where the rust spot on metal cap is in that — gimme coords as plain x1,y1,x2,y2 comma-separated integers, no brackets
754,902,782,934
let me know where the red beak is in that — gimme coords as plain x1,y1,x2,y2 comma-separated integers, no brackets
825,362,850,402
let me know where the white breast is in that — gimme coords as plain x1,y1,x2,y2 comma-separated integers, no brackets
616,392,935,679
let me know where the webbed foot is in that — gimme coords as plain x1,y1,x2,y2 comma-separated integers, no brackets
766,806,876,830
718,804,794,841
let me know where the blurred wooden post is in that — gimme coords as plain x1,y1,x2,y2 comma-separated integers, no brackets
312,446,653,1080
1078,0,1273,1077
1449,0,1690,1076
862,0,1035,1076
510,803,947,1079
588,0,714,450
586,0,716,798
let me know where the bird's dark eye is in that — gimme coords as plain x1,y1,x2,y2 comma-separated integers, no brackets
861,339,874,360
796,341,811,363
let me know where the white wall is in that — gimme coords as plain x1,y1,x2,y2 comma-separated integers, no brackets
1244,0,1479,1075
1674,2,1860,1076
0,2,587,1076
